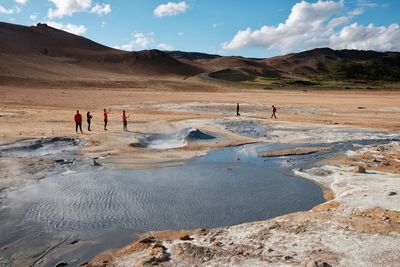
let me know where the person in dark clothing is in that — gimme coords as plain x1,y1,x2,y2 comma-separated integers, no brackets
87,111,93,131
103,108,109,131
74,110,83,133
271,105,277,119
236,103,240,117
122,110,129,132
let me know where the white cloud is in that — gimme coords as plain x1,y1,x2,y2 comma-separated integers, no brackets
48,0,92,18
330,23,400,51
30,14,37,20
15,0,28,4
222,0,400,52
0,5,14,14
47,0,111,18
90,3,111,15
114,32,154,51
158,43,173,50
154,1,189,17
222,0,344,51
47,21,87,35
134,32,154,48
114,43,135,51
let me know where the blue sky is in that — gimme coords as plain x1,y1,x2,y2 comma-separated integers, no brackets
0,0,399,58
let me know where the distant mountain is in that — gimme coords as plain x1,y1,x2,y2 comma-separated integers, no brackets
165,51,221,61
0,22,201,82
263,48,400,81
1,21,399,85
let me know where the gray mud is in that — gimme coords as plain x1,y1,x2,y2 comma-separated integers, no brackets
222,119,270,138
0,137,86,191
1,132,395,266
131,127,215,149
0,140,327,266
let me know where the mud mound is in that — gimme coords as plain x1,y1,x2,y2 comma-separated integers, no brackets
0,137,82,157
130,128,215,149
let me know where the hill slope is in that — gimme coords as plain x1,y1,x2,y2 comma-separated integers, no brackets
1,21,399,85
0,22,201,83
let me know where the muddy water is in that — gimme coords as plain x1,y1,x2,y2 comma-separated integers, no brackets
1,133,398,266
0,141,327,266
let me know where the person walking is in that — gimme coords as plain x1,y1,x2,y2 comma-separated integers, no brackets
271,105,277,119
103,108,109,131
122,110,129,132
236,103,241,117
87,111,93,131
74,110,83,133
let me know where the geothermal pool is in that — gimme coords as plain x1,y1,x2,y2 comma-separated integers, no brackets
0,141,328,266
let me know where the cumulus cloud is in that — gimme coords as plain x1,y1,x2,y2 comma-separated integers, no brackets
48,0,91,18
158,43,173,50
47,21,87,35
30,14,37,20
222,0,344,51
330,23,400,51
154,1,189,17
222,0,400,52
48,0,111,18
134,32,153,48
15,0,28,4
114,32,155,51
0,5,14,14
90,3,111,15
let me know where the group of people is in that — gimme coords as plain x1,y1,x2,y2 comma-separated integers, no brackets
236,103,278,119
74,104,277,133
74,109,129,133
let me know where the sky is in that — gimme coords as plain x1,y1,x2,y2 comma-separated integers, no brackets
0,0,399,58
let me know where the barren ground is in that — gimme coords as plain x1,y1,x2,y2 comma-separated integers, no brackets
1,81,400,266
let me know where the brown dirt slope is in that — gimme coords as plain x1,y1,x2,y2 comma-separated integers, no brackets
0,22,202,83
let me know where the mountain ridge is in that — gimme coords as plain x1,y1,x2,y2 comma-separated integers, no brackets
1,21,399,84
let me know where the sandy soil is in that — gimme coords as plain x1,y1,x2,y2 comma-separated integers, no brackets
1,82,400,266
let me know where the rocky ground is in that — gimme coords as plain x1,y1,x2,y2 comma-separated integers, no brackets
87,142,400,267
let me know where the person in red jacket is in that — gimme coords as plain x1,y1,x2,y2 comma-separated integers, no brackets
103,108,109,131
122,110,129,131
74,110,83,133
271,105,277,119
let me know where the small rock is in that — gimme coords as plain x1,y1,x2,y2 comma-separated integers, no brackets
383,216,391,222
55,261,68,267
69,240,79,245
387,191,397,196
180,234,192,241
304,261,317,267
284,255,293,260
92,159,101,166
139,236,155,244
352,166,366,173
268,221,280,230
78,262,89,267
267,248,274,253
212,240,222,247
209,237,216,243
304,261,332,267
